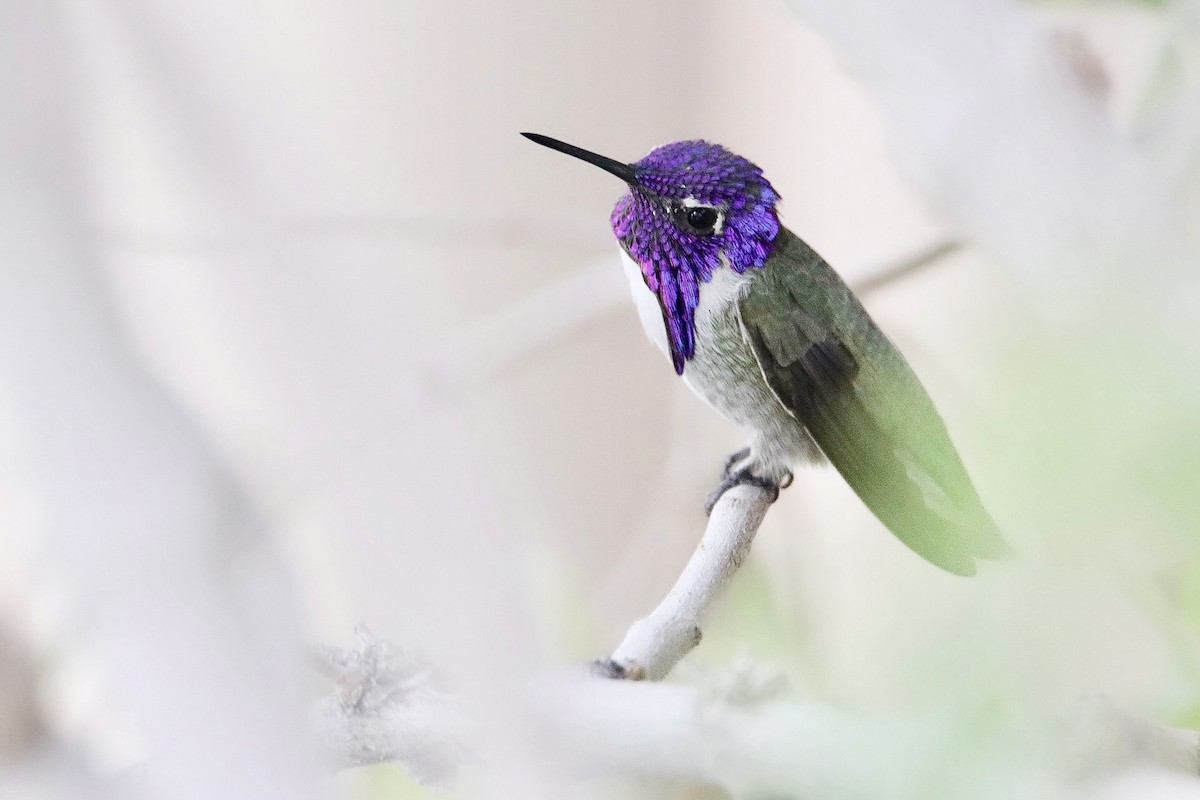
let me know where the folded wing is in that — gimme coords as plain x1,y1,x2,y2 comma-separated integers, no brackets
739,233,1009,575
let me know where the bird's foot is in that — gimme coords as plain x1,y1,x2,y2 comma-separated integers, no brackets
722,447,752,478
590,658,645,681
704,467,791,515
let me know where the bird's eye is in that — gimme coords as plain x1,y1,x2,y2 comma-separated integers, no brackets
677,204,720,234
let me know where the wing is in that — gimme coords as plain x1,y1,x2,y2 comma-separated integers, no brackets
739,230,1009,575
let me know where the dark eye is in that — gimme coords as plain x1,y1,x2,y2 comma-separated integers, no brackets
679,205,720,234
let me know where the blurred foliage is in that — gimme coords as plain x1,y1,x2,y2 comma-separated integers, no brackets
347,763,435,800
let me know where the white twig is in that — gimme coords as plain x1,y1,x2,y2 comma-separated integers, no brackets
606,482,773,680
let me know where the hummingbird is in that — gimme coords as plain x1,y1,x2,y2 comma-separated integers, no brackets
521,133,1008,575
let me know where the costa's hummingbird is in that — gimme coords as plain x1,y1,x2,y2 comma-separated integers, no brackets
522,133,1008,575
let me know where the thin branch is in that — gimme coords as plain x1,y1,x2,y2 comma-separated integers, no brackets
852,240,962,295
600,483,774,680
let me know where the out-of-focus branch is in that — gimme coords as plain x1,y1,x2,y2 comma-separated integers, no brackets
600,483,773,681
315,630,934,796
314,626,466,786
539,668,935,799
309,479,772,777
315,632,1200,797
853,239,961,294
0,627,46,762
1061,695,1200,779
428,256,626,391
782,0,1182,307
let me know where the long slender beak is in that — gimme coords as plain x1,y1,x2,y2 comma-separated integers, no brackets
521,132,637,185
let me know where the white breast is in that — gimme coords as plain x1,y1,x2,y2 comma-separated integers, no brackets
616,245,821,476
619,247,671,356
618,245,750,363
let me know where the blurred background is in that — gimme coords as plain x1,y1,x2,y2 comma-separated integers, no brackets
1,0,1198,797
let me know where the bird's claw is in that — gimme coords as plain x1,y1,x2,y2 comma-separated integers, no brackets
721,447,751,478
704,468,784,514
590,658,645,680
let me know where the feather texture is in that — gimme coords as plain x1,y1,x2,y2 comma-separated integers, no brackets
738,230,1009,575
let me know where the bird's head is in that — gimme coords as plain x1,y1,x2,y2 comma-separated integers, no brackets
522,134,781,373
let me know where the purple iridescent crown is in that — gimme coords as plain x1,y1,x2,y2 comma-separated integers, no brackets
611,140,781,374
